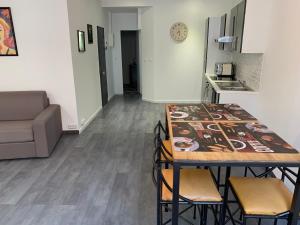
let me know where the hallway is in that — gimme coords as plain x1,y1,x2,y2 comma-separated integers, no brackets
0,96,163,225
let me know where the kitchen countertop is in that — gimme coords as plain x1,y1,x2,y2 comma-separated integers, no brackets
205,73,259,94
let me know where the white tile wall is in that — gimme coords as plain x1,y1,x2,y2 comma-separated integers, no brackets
232,53,263,91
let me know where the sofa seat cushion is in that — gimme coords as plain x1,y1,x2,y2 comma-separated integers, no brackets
0,121,34,144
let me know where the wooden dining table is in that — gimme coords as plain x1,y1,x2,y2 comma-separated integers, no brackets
165,103,300,225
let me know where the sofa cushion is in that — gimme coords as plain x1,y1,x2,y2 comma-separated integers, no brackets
0,121,34,144
0,91,49,121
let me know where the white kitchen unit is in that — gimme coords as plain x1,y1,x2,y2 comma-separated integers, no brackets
204,74,259,118
241,0,272,53
218,91,259,118
221,0,272,54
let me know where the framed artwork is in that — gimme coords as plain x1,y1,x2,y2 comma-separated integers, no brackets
87,24,93,44
0,7,18,56
77,30,85,52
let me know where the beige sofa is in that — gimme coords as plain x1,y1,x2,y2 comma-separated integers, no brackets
0,91,62,160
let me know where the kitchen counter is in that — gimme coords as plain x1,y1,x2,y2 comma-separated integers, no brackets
205,73,259,94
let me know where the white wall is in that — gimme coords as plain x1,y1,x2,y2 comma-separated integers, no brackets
105,11,114,100
111,12,138,94
140,0,240,103
0,0,79,131
67,0,108,131
140,7,155,101
101,0,153,7
102,0,240,102
257,0,300,150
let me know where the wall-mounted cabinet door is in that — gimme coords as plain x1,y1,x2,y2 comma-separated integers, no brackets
224,0,271,53
229,0,246,52
229,5,238,37
235,0,246,52
228,6,237,52
219,14,227,50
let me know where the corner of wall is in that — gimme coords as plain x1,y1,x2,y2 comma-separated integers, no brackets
65,0,81,131
66,0,108,133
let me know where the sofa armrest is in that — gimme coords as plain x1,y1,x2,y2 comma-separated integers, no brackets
33,104,62,157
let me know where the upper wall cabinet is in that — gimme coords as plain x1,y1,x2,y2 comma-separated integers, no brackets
227,0,272,53
229,1,245,53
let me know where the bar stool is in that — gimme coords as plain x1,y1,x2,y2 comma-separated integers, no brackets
154,120,169,144
153,120,224,222
153,138,223,225
154,121,187,215
228,167,298,225
154,121,173,167
154,121,223,187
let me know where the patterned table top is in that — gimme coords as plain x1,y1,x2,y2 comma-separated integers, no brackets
203,104,257,121
166,104,299,162
168,103,257,122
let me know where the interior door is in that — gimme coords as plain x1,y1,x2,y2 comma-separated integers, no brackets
97,26,108,107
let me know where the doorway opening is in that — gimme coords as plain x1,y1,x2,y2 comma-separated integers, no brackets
121,31,140,95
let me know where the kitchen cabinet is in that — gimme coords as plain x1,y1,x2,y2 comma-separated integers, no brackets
219,14,227,50
218,92,259,118
204,74,259,117
229,0,246,52
201,76,216,103
227,0,272,53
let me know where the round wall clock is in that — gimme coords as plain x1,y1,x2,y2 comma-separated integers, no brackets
170,22,188,42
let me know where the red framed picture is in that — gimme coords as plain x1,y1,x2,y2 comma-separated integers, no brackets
0,7,18,56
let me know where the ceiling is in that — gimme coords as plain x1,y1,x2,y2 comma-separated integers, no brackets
105,7,138,13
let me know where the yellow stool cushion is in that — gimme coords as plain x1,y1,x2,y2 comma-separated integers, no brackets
162,168,222,202
161,140,173,161
229,177,292,216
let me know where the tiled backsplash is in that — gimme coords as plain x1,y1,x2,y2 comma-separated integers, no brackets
232,53,264,91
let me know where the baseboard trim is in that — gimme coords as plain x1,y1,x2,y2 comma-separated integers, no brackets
63,130,80,135
79,107,102,134
142,98,201,104
108,95,114,101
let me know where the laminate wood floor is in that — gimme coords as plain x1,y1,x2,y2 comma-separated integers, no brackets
0,95,163,225
0,95,277,225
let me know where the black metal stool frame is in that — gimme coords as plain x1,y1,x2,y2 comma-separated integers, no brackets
153,139,224,225
227,167,299,225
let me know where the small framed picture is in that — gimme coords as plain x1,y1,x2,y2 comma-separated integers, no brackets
77,30,85,52
87,24,93,44
0,7,18,56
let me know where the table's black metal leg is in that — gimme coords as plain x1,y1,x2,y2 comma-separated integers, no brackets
242,216,247,225
220,167,231,225
193,205,197,219
157,163,162,225
203,205,208,225
165,114,169,140
217,166,221,189
288,167,300,225
244,167,248,177
172,162,180,225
